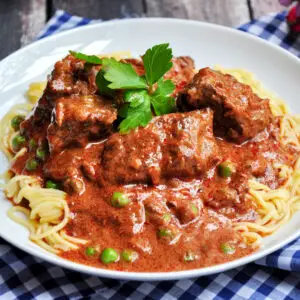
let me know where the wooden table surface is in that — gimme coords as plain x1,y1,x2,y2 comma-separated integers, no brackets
0,0,285,60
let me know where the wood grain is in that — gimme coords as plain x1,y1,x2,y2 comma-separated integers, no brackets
0,0,21,59
145,0,251,27
20,0,46,46
250,0,285,19
51,0,145,19
0,0,287,61
0,0,46,60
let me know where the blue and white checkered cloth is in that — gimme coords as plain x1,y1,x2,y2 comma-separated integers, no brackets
1,10,300,300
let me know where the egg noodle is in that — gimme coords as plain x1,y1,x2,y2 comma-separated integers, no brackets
0,83,87,254
216,67,300,248
0,64,299,254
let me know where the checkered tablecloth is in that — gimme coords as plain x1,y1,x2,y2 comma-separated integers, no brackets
1,10,300,300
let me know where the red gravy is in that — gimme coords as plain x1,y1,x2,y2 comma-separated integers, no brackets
9,54,298,272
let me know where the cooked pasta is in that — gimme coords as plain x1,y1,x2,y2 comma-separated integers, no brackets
5,175,86,253
0,47,299,271
216,67,300,247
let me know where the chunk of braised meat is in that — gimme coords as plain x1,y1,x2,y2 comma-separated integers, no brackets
20,93,52,140
201,174,250,216
178,68,273,143
44,143,102,194
143,195,181,244
143,194,177,227
100,109,219,185
47,95,117,153
166,196,202,225
43,148,84,194
21,55,194,140
47,55,88,95
20,99,52,143
165,56,196,94
21,55,99,139
121,57,195,96
81,64,102,93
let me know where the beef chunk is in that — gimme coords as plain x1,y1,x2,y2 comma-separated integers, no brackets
20,95,52,141
47,54,91,96
21,56,118,153
44,143,103,194
178,68,273,143
47,95,117,153
21,55,99,139
201,173,250,217
81,64,102,93
101,109,218,185
44,148,82,181
165,56,195,94
143,196,181,243
166,196,202,225
43,147,85,194
21,55,194,141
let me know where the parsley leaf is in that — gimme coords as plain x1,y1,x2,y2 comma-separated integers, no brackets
69,51,102,64
124,90,146,108
142,43,173,86
153,79,175,98
151,79,176,115
118,103,129,118
102,58,147,90
94,43,176,133
119,90,152,133
95,70,116,97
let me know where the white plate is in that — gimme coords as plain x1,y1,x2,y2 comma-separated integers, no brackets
1,18,300,281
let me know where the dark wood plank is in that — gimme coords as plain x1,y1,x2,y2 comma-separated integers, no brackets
0,0,22,59
0,0,46,60
145,0,251,27
250,0,285,19
51,0,145,20
20,0,46,46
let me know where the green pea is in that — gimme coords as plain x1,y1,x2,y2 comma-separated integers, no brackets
85,247,96,256
36,148,46,161
157,228,173,239
11,135,26,152
29,139,37,150
11,115,25,131
184,250,197,262
111,192,130,208
162,213,171,223
45,180,59,189
218,161,235,178
25,158,39,171
121,249,138,262
220,243,235,255
100,248,119,264
190,203,199,215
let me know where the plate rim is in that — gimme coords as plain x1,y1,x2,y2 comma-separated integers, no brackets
1,17,300,66
1,17,300,281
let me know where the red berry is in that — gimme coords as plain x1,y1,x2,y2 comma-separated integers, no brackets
287,6,300,33
291,23,300,33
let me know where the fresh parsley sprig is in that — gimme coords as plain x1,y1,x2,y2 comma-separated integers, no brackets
69,51,102,64
102,58,147,89
118,90,152,134
143,43,173,90
69,43,176,133
100,43,175,133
